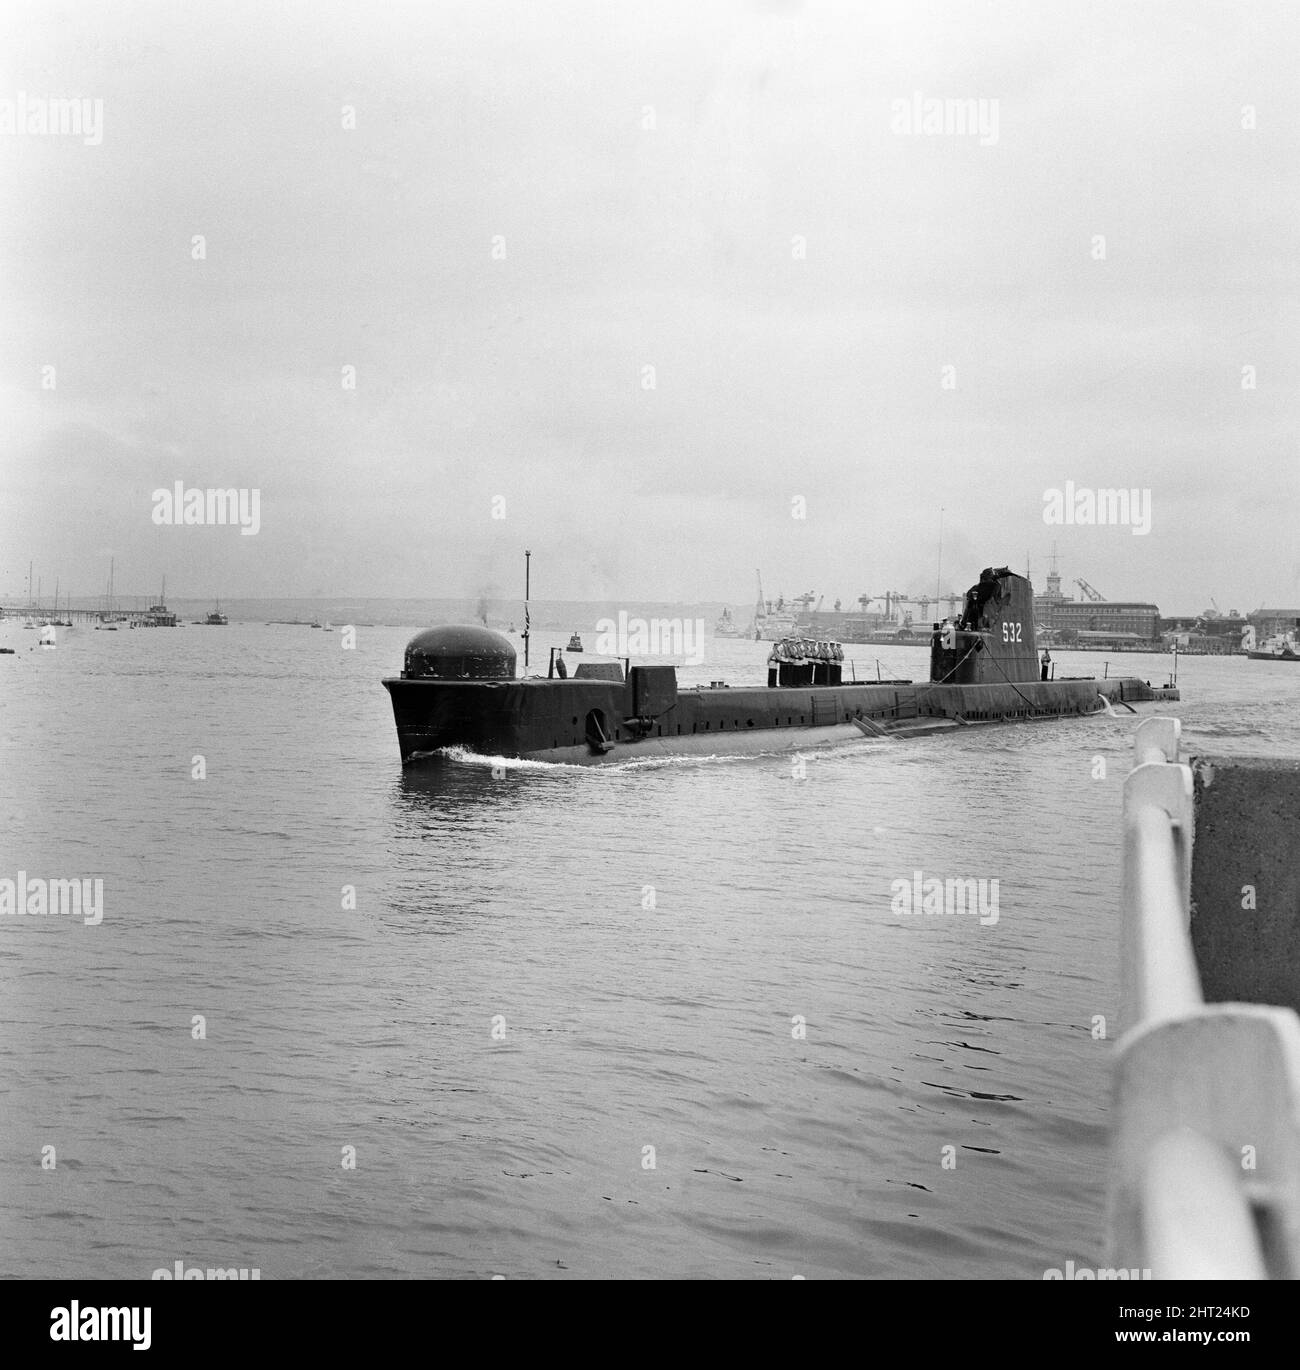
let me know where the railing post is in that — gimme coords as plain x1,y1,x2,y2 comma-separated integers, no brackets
1120,735,1196,1034
1111,718,1300,1280
1134,715,1180,769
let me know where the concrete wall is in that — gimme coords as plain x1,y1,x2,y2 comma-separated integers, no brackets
1191,755,1300,1014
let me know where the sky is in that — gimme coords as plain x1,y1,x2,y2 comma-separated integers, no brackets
2,0,1297,615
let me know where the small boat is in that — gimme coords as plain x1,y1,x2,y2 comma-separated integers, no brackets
142,578,178,627
322,622,335,632
567,633,584,652
310,620,323,629
205,604,229,626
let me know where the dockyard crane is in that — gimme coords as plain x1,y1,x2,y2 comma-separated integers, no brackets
754,571,787,614
1075,578,1106,602
860,591,905,623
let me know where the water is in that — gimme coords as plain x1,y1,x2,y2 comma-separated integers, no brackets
2,620,1298,1279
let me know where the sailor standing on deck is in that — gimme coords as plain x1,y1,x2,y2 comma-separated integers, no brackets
1040,649,1052,682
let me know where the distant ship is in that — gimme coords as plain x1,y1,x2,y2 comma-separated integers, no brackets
713,607,745,638
753,604,798,640
1244,629,1299,661
142,577,178,627
382,563,1181,766
751,572,799,640
205,602,229,626
567,633,584,652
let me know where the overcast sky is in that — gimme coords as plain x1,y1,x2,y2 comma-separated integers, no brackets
2,0,1297,613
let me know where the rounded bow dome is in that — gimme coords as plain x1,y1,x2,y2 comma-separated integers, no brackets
403,625,517,680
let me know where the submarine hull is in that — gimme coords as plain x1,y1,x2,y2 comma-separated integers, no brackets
382,574,1180,765
382,674,1179,765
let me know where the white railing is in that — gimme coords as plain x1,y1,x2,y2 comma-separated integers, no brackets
1110,718,1300,1279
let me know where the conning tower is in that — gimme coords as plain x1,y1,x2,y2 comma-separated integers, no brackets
930,567,1040,685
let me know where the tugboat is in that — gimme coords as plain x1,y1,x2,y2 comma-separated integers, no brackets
382,564,1181,765
567,632,584,652
205,602,229,626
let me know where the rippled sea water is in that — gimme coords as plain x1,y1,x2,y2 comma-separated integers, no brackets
2,620,1297,1279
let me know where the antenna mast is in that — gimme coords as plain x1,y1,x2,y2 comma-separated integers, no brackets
523,549,531,673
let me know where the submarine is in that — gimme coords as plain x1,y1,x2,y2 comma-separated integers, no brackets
382,565,1180,765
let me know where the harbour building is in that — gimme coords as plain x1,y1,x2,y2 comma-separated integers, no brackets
1032,562,1160,647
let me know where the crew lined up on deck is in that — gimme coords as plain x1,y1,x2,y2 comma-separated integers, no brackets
767,638,845,665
